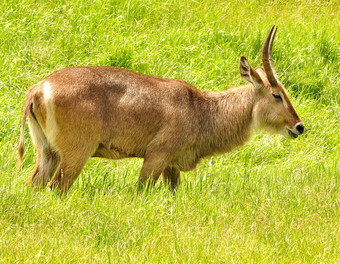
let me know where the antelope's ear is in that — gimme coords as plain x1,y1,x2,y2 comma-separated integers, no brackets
239,56,263,88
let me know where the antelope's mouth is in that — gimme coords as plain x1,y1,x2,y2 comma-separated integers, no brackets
287,127,298,139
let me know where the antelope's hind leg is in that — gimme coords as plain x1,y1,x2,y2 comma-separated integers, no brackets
49,142,97,194
26,115,61,190
29,147,60,190
26,155,40,186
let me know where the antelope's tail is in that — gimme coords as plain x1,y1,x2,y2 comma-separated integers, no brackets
17,100,31,166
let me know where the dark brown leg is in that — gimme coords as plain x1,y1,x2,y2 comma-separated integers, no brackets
162,166,180,189
138,152,170,188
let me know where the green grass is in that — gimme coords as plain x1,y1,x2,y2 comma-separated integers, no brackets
1,0,339,263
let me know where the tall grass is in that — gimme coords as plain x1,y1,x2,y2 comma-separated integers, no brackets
0,0,339,263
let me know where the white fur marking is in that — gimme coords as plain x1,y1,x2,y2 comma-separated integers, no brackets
252,104,261,131
279,91,288,108
43,82,53,100
43,82,58,146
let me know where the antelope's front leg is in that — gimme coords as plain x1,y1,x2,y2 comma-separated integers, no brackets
138,152,170,188
162,167,181,189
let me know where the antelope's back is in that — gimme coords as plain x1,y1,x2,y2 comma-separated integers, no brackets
32,66,205,156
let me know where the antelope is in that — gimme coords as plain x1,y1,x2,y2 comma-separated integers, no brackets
18,26,304,193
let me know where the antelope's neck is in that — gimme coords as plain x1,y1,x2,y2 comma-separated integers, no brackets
200,84,255,154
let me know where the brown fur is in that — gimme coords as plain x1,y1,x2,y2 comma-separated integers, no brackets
18,28,304,194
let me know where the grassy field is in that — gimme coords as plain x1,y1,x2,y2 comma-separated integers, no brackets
1,0,339,262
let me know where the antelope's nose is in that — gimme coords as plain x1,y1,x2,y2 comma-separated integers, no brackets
295,122,304,134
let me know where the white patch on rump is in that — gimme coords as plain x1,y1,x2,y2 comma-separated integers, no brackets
43,81,53,100
43,82,58,146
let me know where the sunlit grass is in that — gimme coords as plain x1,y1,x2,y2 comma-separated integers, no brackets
0,0,339,263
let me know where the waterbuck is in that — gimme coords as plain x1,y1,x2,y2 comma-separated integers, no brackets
18,26,304,193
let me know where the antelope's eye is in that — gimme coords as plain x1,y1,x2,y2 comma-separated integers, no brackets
272,93,282,101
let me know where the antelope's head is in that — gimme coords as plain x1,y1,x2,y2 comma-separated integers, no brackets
239,26,304,139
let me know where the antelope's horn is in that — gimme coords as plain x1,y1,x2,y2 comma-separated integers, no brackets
262,25,280,87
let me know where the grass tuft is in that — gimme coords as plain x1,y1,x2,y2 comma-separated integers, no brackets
1,0,339,263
